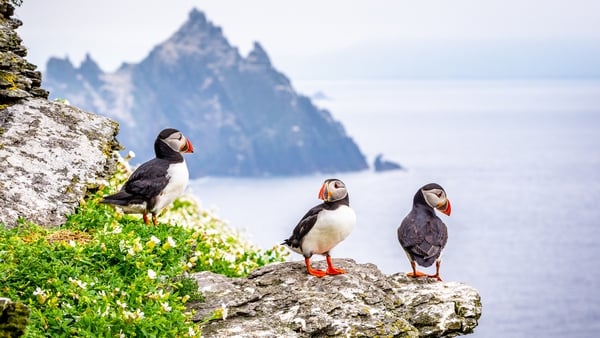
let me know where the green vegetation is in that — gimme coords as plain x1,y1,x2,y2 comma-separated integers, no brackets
0,157,287,337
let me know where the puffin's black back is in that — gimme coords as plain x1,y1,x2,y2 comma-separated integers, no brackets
398,186,448,267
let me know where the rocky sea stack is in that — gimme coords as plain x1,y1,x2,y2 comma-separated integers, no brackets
43,9,369,177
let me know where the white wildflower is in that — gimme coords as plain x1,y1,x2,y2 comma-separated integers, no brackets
69,240,76,247
166,236,177,248
188,327,196,337
32,287,46,296
147,269,157,280
161,301,172,312
68,277,87,289
116,300,127,309
112,226,123,234
221,303,228,320
135,309,145,319
125,151,136,160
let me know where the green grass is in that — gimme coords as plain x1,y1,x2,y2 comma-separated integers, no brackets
0,156,287,337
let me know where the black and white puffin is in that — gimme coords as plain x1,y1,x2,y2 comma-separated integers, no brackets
101,128,194,225
282,178,356,277
397,183,451,281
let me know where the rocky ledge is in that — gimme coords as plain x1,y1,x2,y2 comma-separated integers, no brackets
188,259,482,337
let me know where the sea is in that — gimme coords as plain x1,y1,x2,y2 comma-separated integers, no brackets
188,79,600,338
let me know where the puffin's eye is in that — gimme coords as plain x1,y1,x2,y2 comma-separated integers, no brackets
435,192,443,198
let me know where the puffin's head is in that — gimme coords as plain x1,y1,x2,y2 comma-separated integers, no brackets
159,128,194,154
420,183,451,216
318,178,348,202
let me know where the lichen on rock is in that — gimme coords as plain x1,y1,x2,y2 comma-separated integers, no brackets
0,0,48,104
188,259,482,337
0,98,121,228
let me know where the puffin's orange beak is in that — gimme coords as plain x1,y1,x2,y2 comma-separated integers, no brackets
318,182,327,200
437,199,451,216
181,138,194,153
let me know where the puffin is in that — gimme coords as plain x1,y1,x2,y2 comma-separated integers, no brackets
101,128,194,225
397,183,451,281
282,178,356,277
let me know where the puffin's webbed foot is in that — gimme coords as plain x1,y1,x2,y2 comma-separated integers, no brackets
305,257,327,278
325,255,346,275
406,270,427,278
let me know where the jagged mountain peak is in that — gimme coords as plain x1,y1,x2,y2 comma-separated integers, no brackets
43,9,368,177
152,8,234,66
247,42,271,67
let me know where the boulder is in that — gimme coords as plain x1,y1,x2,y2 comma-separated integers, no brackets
0,98,120,228
188,259,481,337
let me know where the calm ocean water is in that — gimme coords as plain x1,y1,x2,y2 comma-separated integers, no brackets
189,80,600,337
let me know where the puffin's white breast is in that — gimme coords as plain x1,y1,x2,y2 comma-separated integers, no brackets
301,205,356,256
152,161,189,212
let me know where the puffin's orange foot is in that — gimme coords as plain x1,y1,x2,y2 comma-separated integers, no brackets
407,271,427,278
305,257,327,278
326,267,346,275
307,268,327,278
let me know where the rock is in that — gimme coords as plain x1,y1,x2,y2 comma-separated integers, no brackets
0,98,121,228
188,259,481,337
0,297,30,337
374,153,404,172
0,0,48,105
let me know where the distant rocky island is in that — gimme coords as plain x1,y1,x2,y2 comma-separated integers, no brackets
42,9,368,178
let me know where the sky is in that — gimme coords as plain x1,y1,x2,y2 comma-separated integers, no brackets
14,0,600,80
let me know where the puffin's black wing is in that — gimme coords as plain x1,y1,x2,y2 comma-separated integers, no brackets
398,210,448,267
282,203,325,249
122,158,171,199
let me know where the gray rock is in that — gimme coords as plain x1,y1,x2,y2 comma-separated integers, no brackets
188,259,481,337
0,0,48,104
0,98,120,228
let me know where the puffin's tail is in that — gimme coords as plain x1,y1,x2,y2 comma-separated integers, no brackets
100,191,134,206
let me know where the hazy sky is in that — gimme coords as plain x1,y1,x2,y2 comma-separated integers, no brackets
15,0,600,77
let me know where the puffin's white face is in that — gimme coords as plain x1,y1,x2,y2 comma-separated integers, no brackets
318,179,348,202
161,131,194,154
422,187,452,216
